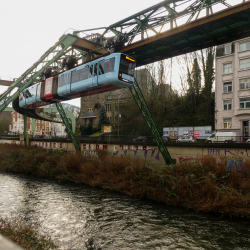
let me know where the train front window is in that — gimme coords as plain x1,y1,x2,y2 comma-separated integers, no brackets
119,54,135,77
19,93,24,101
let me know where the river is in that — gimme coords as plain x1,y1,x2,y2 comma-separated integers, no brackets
0,172,250,250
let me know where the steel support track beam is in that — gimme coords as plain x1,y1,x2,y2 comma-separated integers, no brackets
56,102,80,152
130,78,173,165
0,34,79,113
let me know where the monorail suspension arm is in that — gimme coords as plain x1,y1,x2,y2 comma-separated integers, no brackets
130,78,173,165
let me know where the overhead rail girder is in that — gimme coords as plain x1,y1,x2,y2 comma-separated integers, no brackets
74,1,250,66
120,1,250,66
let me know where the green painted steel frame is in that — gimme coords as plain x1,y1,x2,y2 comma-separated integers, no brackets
75,0,247,46
55,103,80,151
130,78,173,165
0,34,79,113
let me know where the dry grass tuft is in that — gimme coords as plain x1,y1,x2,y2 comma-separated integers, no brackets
0,217,57,249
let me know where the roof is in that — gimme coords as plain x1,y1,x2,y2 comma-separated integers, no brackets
81,112,96,119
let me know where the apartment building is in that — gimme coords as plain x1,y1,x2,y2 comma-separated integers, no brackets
11,111,51,135
215,37,250,139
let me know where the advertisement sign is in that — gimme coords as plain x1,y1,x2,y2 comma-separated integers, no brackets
44,77,53,99
103,125,112,133
183,131,188,136
194,130,200,139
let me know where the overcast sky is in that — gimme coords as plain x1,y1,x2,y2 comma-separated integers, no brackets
0,0,161,107
0,0,244,107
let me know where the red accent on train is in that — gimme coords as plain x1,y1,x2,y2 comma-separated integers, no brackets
44,77,53,100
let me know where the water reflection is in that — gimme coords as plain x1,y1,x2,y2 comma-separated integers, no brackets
0,172,250,250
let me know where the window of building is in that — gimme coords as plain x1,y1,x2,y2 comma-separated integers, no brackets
239,41,250,52
224,44,231,55
223,63,232,74
239,97,250,109
105,104,111,112
240,58,250,70
87,108,93,112
13,117,16,122
223,82,232,93
239,78,250,90
224,118,232,128
224,100,232,110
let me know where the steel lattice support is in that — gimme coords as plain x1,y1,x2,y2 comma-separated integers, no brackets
56,103,80,152
130,78,173,165
0,34,79,113
75,0,248,45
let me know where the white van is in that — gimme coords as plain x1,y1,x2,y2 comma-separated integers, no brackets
206,132,236,143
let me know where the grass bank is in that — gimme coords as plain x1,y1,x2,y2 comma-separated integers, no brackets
1,144,250,218
0,217,57,249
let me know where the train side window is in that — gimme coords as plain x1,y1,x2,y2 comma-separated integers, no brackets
103,60,109,73
99,61,105,75
80,67,89,80
110,57,115,71
58,75,64,87
37,84,41,95
31,86,36,96
89,65,93,77
19,93,24,101
72,70,80,83
94,63,98,76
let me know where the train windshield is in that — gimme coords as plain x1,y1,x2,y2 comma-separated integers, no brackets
119,54,136,77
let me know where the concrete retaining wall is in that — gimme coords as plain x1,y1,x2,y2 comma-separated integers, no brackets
1,139,250,165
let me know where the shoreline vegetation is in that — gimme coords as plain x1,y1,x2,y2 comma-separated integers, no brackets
0,217,57,250
0,144,250,220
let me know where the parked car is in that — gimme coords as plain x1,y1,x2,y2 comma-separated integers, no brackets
176,136,197,143
153,136,171,143
246,139,250,143
133,136,151,142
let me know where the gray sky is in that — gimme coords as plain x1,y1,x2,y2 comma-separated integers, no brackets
0,0,157,107
0,0,244,107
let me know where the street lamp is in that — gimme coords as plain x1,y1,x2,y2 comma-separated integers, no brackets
118,94,122,138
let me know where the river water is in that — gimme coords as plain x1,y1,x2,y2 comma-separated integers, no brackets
0,172,250,250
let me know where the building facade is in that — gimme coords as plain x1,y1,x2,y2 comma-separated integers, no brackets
77,68,167,128
11,111,51,135
215,37,250,139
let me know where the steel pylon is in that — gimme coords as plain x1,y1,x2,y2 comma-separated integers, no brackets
130,78,173,165
56,102,80,152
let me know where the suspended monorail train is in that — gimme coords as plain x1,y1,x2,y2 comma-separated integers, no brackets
19,53,136,109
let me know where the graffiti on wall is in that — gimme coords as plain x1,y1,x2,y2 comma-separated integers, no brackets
207,148,250,157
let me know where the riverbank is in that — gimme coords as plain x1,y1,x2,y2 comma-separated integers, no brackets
0,144,250,218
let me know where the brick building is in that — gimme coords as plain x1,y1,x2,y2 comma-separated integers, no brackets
11,111,51,135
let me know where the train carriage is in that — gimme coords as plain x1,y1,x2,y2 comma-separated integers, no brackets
19,53,136,109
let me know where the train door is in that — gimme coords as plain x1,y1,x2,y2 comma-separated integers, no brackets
65,71,71,94
92,63,99,87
